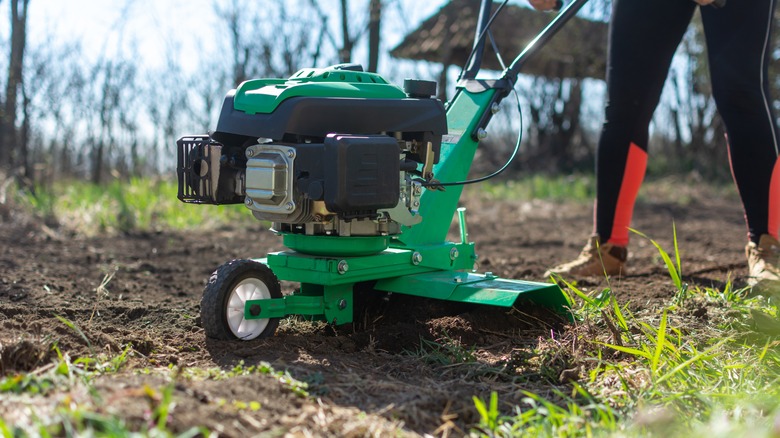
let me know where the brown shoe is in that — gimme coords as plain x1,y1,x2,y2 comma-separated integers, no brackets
545,234,628,278
746,234,780,296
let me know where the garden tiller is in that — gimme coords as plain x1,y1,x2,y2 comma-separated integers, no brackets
177,0,591,340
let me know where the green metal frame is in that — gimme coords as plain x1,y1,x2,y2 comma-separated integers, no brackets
242,80,571,325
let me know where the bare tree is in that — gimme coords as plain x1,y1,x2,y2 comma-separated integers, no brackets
520,77,589,173
80,56,140,184
27,40,89,181
214,0,254,86
260,4,323,77
214,0,327,85
367,0,381,72
1,0,30,174
147,49,189,174
335,0,374,66
339,0,354,63
187,58,228,131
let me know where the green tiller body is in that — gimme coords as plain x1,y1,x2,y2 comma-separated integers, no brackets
177,0,589,340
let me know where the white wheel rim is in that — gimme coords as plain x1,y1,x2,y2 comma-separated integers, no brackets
226,277,272,340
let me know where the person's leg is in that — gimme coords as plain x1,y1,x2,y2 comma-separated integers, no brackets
702,0,779,243
595,0,696,246
547,0,696,277
702,0,780,292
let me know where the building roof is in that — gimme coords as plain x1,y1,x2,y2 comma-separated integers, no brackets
390,0,608,80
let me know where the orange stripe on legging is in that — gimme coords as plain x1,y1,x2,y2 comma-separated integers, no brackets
768,158,780,240
608,142,647,246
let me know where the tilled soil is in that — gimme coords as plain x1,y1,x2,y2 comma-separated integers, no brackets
0,182,749,436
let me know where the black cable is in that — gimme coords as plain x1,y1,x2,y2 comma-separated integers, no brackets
419,87,524,187
488,29,507,71
419,0,522,188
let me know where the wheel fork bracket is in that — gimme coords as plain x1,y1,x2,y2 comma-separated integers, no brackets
244,283,353,325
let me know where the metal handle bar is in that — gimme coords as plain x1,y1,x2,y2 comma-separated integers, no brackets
503,0,590,84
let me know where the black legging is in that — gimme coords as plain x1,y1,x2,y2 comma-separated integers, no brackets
596,0,780,246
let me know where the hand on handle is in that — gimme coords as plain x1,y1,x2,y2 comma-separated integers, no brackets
528,0,563,11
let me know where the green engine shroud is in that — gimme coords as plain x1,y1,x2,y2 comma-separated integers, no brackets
233,67,407,114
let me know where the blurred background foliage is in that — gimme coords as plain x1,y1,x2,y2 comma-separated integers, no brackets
0,0,775,189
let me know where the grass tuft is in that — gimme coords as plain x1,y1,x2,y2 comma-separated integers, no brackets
476,230,780,437
474,174,595,202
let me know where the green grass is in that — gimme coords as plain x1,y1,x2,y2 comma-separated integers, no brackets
468,290,780,437
414,336,479,366
475,174,596,202
472,174,740,207
178,360,310,398
15,177,256,235
469,233,780,437
0,340,306,437
0,357,311,437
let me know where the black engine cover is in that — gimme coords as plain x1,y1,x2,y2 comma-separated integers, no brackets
323,134,400,214
211,94,446,163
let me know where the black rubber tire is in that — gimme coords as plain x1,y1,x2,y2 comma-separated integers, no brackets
200,259,283,340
